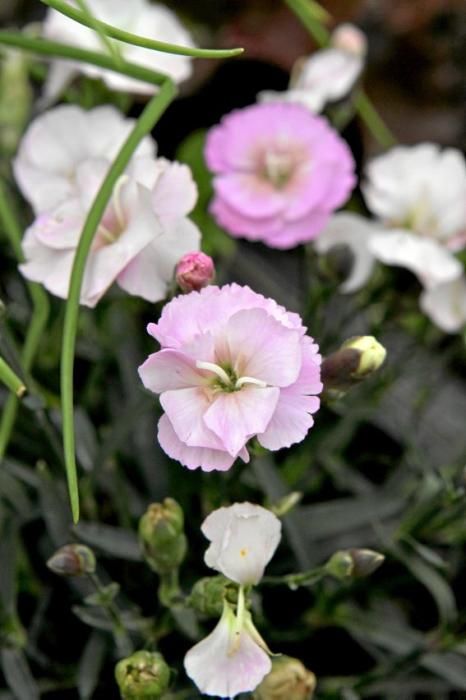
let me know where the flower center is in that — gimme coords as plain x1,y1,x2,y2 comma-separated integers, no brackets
196,361,267,393
94,174,129,248
262,150,294,188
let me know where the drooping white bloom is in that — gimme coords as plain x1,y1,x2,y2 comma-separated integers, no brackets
19,156,200,307
420,278,466,333
184,601,271,698
259,23,366,113
314,143,466,332
13,104,155,213
202,503,282,585
42,0,195,99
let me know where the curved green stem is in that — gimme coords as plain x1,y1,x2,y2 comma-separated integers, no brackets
0,32,167,87
41,0,244,59
61,79,176,523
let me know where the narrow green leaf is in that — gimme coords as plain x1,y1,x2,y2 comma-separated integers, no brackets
74,522,142,561
77,632,107,700
0,356,26,397
60,79,176,523
0,649,39,700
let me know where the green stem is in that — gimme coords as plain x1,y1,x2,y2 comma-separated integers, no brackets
0,179,50,461
284,0,397,148
0,32,167,87
41,0,244,59
61,80,176,524
88,573,133,656
75,0,122,68
262,566,326,588
0,357,26,397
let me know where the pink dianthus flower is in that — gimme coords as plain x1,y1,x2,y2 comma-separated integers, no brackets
205,103,356,249
138,284,322,472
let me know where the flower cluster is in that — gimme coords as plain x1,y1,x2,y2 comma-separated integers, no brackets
139,283,322,472
316,143,466,331
205,102,356,249
14,105,201,306
184,502,282,698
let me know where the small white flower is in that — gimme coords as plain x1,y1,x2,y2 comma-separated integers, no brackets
259,23,366,113
42,0,195,100
202,502,282,586
184,598,271,698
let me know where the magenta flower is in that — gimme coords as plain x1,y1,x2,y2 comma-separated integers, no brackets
205,103,356,249
138,284,322,472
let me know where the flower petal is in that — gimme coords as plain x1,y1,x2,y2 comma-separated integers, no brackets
158,415,239,472
160,387,224,451
368,230,462,288
138,350,205,393
184,604,271,698
204,386,280,456
420,277,466,333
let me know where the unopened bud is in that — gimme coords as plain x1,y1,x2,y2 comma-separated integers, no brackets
139,498,187,574
47,544,96,577
331,23,367,56
189,575,238,618
321,336,386,396
176,251,215,292
325,548,384,580
342,336,386,378
115,650,170,700
253,656,316,700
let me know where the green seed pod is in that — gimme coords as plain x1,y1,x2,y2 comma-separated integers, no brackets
46,544,96,577
253,656,316,700
115,650,170,700
325,548,384,580
139,499,187,574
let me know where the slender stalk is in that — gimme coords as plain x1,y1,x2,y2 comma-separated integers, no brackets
284,0,397,147
88,573,133,656
0,179,50,460
262,567,326,588
61,80,176,523
41,0,244,59
0,32,167,87
0,357,26,397
75,0,122,67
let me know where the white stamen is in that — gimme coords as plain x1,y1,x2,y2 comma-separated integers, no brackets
112,174,129,230
196,361,231,385
235,376,267,389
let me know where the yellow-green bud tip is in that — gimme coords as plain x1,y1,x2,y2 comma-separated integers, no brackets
342,336,387,378
115,651,170,700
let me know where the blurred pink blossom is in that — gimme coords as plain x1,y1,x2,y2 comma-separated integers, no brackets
205,103,356,249
176,251,215,292
138,284,322,472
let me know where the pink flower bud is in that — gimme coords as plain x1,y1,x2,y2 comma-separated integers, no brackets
175,252,215,292
331,23,367,56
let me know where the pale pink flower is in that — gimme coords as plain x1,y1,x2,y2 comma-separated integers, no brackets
13,104,155,214
17,107,200,306
259,23,367,114
42,0,194,101
202,503,281,585
138,284,322,472
184,600,271,698
176,251,215,292
205,103,356,249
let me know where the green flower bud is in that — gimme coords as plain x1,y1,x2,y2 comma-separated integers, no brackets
253,656,316,700
139,499,187,574
115,651,170,700
189,575,238,618
321,336,386,396
46,544,96,577
325,548,384,580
